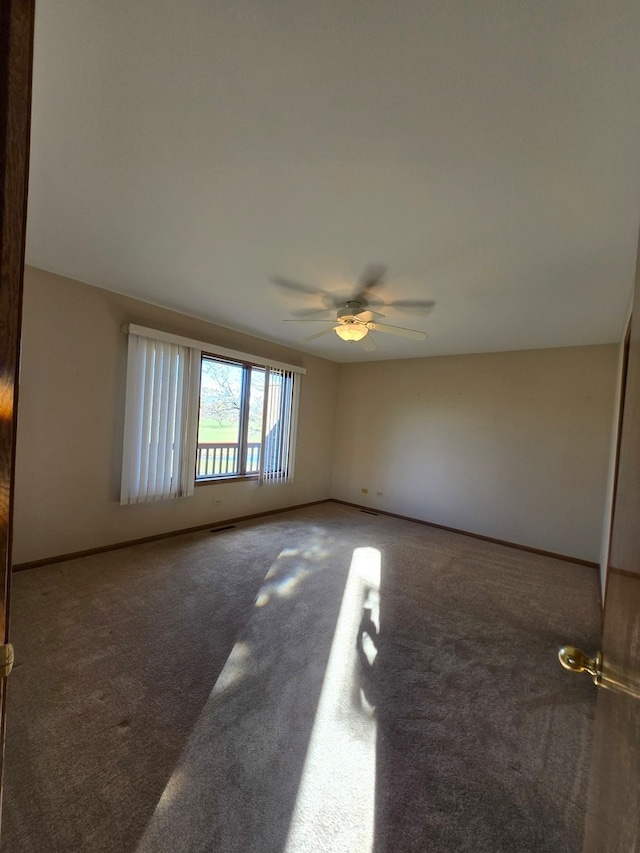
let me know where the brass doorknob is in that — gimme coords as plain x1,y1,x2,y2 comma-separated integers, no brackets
558,646,602,685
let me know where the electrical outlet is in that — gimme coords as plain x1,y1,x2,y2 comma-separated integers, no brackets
361,488,368,494
214,499,223,505
376,491,383,497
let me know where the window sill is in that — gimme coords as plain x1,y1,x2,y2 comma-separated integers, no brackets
195,474,259,486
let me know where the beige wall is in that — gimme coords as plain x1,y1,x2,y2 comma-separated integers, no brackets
331,346,618,563
13,267,339,564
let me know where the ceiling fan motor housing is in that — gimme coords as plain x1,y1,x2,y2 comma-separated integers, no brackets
337,301,365,323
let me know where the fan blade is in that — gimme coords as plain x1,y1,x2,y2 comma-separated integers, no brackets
368,322,426,341
283,318,335,323
271,276,326,297
361,334,377,351
301,326,338,342
358,264,387,296
289,307,336,319
353,308,385,321
387,299,435,313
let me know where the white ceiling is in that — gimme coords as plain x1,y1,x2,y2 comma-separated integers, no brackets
26,0,640,362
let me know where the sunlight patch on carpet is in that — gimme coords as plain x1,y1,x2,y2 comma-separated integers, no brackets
283,546,380,853
255,541,329,607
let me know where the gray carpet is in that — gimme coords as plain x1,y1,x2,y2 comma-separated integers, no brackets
1,502,600,852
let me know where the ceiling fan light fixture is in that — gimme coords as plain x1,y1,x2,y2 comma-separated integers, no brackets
335,324,368,342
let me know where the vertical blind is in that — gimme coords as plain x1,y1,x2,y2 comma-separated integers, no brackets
120,334,200,504
258,367,300,485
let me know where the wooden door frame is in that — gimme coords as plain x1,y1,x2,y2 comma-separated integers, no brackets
0,0,36,830
602,319,632,608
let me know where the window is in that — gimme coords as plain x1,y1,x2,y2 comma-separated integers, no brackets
196,356,264,479
120,325,303,504
195,354,299,483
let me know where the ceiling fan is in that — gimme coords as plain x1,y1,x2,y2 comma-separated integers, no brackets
273,265,432,350
291,300,427,351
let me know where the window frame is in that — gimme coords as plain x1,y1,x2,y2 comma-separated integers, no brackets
195,351,264,484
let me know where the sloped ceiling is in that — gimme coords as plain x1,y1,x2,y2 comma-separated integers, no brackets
26,0,640,361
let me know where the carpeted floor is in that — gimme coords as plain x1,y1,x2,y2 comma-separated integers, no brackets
1,502,600,852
